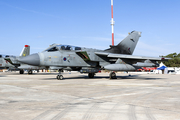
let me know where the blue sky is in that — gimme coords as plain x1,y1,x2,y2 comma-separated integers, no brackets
0,0,180,57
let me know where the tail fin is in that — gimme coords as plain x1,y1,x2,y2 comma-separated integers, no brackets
104,31,141,55
20,45,30,57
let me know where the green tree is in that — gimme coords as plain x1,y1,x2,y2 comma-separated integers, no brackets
162,53,180,67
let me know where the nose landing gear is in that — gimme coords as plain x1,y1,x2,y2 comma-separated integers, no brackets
56,69,64,80
57,74,63,80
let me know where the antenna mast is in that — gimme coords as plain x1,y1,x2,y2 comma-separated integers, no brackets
111,0,115,46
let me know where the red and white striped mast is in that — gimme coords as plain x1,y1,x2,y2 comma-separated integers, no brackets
111,0,115,46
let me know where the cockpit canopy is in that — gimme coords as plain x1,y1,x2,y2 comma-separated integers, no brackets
0,54,13,58
45,45,82,52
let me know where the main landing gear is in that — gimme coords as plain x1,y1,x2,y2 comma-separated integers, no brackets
56,72,95,80
19,69,24,74
88,73,95,78
109,71,117,79
28,70,33,74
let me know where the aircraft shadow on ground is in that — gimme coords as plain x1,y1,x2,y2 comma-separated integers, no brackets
115,75,163,80
0,75,7,77
0,73,59,76
39,76,104,80
39,74,163,81
27,73,58,75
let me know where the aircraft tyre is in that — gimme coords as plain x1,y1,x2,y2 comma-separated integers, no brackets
19,69,24,74
57,75,63,80
28,70,33,74
88,73,95,78
110,72,117,79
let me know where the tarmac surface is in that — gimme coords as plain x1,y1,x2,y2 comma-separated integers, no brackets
0,72,180,120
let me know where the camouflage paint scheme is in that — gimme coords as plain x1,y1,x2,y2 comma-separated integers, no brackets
18,31,169,79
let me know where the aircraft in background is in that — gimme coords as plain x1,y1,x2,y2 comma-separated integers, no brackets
3,45,45,74
18,31,169,79
0,54,15,70
0,45,30,73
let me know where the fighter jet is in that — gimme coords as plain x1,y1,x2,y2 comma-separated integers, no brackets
3,45,45,74
18,31,169,79
0,45,31,72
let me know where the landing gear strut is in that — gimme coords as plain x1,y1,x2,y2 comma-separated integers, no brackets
88,73,95,78
56,69,64,80
109,71,117,79
19,69,24,74
126,71,131,76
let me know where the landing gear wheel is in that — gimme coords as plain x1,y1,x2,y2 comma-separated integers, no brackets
110,72,117,79
28,70,32,74
88,73,95,78
19,69,24,74
127,71,131,76
57,75,63,80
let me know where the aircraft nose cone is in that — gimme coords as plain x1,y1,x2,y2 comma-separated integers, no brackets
18,53,40,66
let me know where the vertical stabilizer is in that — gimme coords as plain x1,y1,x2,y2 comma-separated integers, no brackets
20,45,30,57
104,31,141,55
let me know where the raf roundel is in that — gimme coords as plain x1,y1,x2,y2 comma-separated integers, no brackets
63,57,67,61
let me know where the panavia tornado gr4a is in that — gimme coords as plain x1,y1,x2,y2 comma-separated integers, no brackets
18,31,169,79
4,45,45,74
0,45,30,73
